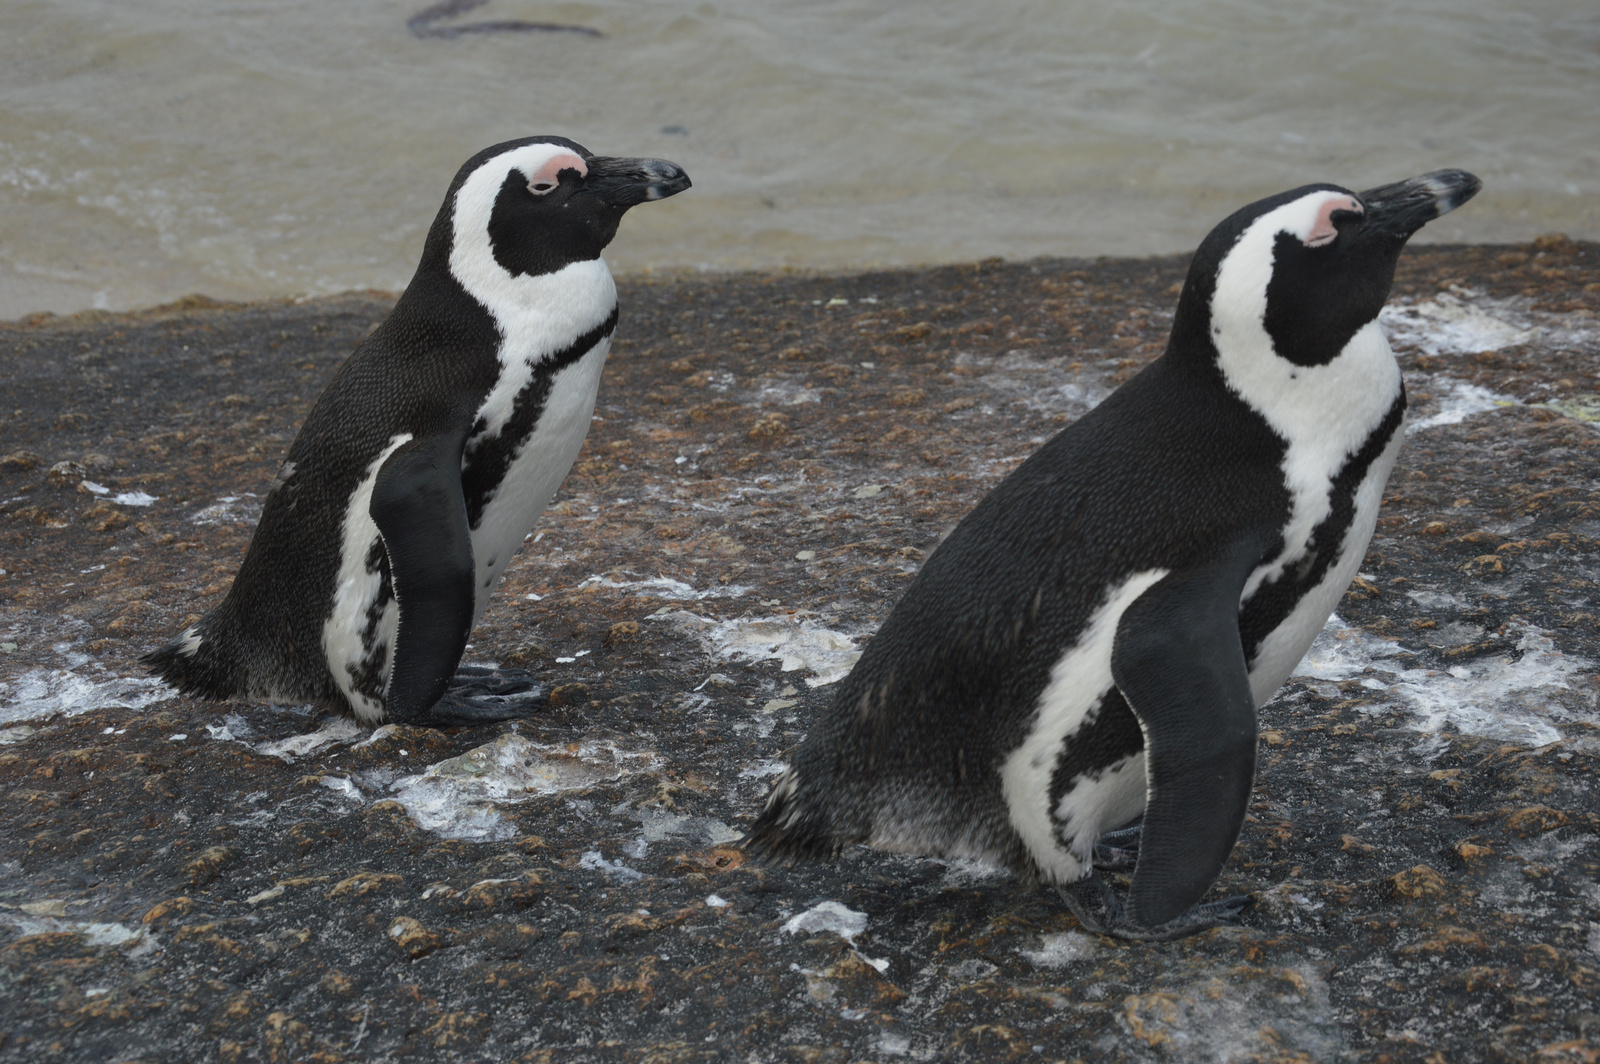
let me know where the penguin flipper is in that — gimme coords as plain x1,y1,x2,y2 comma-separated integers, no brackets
1107,533,1269,932
369,433,481,727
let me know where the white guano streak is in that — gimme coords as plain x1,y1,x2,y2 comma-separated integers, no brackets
1000,569,1168,884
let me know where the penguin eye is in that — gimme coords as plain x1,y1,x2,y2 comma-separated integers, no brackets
1302,195,1364,248
523,154,587,198
1305,209,1362,249
1330,208,1363,231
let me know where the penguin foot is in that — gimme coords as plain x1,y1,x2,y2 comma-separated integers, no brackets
1056,872,1253,942
1093,824,1143,871
416,667,547,727
449,665,541,699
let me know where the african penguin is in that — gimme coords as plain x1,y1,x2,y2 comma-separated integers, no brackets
745,170,1481,939
144,136,690,728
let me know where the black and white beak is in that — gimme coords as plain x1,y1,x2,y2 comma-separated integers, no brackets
584,156,692,208
1356,169,1482,239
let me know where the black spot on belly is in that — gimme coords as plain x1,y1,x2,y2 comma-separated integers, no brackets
346,538,394,704
460,307,618,530
1239,390,1406,664
1047,687,1145,833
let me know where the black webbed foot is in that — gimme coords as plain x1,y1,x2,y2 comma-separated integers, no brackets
415,666,547,727
1057,871,1253,942
1093,823,1143,872
448,665,541,699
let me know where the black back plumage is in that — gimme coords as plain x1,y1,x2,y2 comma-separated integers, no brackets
747,171,1483,887
746,344,1291,868
144,264,504,701
143,136,689,715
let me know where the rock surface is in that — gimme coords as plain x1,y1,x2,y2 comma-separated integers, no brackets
2,241,1598,1062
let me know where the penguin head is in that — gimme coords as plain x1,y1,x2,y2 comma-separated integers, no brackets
1173,170,1480,369
422,136,691,283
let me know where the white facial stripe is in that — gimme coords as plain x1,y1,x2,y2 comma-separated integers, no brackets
1257,189,1360,249
999,568,1168,884
527,152,587,191
453,142,587,225
1208,194,1334,381
448,143,619,442
1210,191,1407,657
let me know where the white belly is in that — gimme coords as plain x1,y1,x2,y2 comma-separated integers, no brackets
1000,569,1169,884
323,432,412,724
467,336,611,620
1245,424,1404,704
998,418,1402,883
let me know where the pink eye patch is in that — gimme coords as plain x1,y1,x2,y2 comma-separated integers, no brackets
1305,194,1361,247
526,152,587,192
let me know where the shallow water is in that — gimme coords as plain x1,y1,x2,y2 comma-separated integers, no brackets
2,0,1597,317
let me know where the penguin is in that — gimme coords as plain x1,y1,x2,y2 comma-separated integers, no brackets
143,136,690,728
745,170,1481,939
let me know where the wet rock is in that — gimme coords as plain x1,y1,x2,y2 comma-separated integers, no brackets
0,450,42,471
604,621,641,647
387,916,444,959
549,682,591,707
326,872,404,899
3,246,1600,1061
1386,864,1450,900
184,846,234,887
45,459,86,486
748,412,789,440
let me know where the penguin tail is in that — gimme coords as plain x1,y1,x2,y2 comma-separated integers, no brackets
140,618,244,702
741,767,851,863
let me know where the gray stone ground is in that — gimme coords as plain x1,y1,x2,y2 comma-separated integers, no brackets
2,241,1598,1062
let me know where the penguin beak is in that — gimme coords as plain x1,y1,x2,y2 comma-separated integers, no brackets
1355,169,1482,239
583,156,692,208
